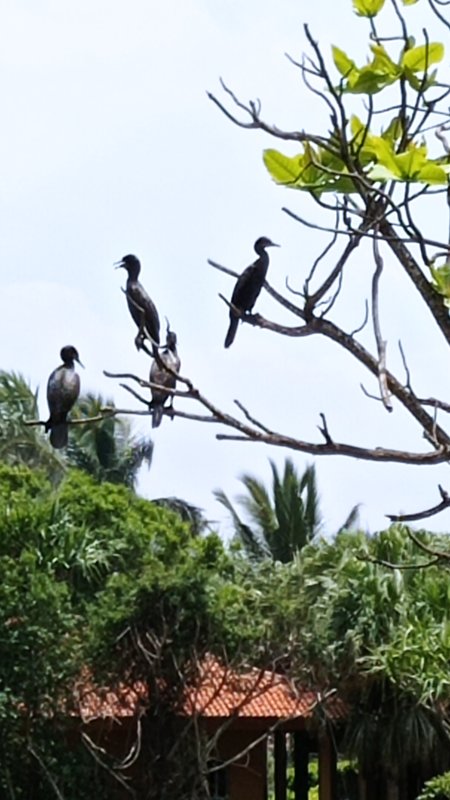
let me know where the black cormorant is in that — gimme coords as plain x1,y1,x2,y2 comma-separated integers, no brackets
115,254,160,352
149,326,180,428
45,345,83,449
224,237,279,348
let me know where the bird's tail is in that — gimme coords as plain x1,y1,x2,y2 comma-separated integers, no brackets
49,422,68,449
152,405,164,428
224,316,239,348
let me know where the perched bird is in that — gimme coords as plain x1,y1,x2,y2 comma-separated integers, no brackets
149,325,180,428
115,254,160,353
224,237,279,348
45,346,83,449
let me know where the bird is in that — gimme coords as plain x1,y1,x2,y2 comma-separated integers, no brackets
45,346,83,449
115,254,160,353
149,324,181,428
224,237,279,348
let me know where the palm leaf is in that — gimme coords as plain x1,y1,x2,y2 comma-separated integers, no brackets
214,488,269,559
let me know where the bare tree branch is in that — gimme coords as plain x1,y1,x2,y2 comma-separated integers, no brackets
387,485,450,522
371,235,392,412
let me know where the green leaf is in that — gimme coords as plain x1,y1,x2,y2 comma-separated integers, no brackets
263,147,358,195
352,0,385,16
395,146,427,178
402,0,419,5
340,45,401,95
263,149,309,185
332,46,356,78
363,136,449,185
347,66,397,94
350,115,365,140
370,43,400,77
367,164,399,181
401,42,444,72
263,146,323,189
362,135,401,175
381,116,403,144
430,263,450,307
416,162,448,185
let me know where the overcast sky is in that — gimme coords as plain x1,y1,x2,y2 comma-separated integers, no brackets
2,0,450,537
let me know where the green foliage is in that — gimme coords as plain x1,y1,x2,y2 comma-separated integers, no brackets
352,0,386,17
263,145,359,195
0,371,65,481
215,459,323,562
332,40,443,95
269,525,450,776
417,771,450,800
3,461,450,793
0,463,271,797
430,262,450,308
263,2,447,194
67,392,154,489
333,42,401,94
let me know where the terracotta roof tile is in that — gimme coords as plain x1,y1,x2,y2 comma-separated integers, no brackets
76,658,344,724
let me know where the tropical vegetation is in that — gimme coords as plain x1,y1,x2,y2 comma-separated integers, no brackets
3,458,450,796
0,372,153,490
215,459,358,561
67,391,154,489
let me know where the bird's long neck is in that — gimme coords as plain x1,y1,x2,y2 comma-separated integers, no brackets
255,247,270,276
126,265,140,282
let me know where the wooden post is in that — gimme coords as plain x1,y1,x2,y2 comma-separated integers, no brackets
274,732,287,800
318,728,337,800
293,731,309,800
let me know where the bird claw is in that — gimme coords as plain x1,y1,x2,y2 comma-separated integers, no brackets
134,333,144,351
134,333,154,358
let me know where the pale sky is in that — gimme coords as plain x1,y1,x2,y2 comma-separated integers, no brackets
2,0,450,536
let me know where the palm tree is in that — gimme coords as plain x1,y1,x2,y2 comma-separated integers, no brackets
215,459,359,562
152,497,210,536
215,460,321,562
0,371,65,481
66,393,154,490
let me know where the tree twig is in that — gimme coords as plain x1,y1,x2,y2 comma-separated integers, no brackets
387,484,450,522
372,235,392,412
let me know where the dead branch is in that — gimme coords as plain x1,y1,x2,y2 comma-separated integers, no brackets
380,218,450,347
24,410,116,427
372,235,392,412
349,300,369,338
82,732,136,797
418,397,450,414
357,553,441,570
207,79,335,153
303,214,339,295
119,383,150,406
28,741,65,800
318,413,333,445
104,371,190,399
360,383,385,404
387,485,450,523
233,400,275,434
398,340,413,394
103,358,450,464
406,525,450,561
305,233,363,318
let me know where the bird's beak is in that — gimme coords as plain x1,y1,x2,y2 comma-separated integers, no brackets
76,358,85,369
270,243,280,248
114,260,124,269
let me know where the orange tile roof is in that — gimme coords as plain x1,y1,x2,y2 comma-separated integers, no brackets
76,657,343,724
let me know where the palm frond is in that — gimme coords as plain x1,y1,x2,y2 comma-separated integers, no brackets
67,392,153,490
336,504,361,534
214,488,268,558
153,497,208,536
